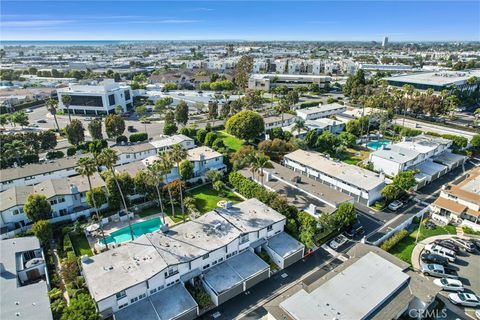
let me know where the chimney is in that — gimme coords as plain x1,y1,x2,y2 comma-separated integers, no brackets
70,184,78,194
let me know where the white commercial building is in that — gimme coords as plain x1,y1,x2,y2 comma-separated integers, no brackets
81,199,304,319
385,70,480,92
0,173,107,239
57,80,133,115
296,103,347,121
248,73,331,91
284,150,386,205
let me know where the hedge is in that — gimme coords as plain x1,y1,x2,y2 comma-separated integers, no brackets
67,147,77,156
228,171,277,204
299,101,321,109
46,150,65,160
116,135,128,143
380,229,409,251
129,132,148,143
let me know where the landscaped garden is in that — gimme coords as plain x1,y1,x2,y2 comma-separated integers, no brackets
341,147,371,165
217,130,244,152
69,232,93,257
387,221,456,264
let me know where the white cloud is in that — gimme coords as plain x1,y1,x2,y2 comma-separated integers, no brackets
2,20,74,27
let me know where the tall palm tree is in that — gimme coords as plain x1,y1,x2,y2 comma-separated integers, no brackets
276,98,290,125
61,94,72,124
76,157,108,249
46,98,60,131
158,152,176,218
168,144,188,218
253,152,271,186
97,149,134,241
146,162,166,224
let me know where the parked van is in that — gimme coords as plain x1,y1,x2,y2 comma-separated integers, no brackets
425,244,456,262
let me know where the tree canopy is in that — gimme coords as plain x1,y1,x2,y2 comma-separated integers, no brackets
225,110,264,141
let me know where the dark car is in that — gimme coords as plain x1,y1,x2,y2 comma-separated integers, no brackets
345,221,364,238
127,125,136,132
421,253,449,267
434,240,460,253
37,119,47,123
425,221,437,230
122,112,131,118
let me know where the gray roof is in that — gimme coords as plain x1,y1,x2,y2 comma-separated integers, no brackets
215,198,286,234
384,70,480,86
0,237,53,320
111,142,156,155
115,283,197,320
267,232,304,258
0,156,82,183
203,250,268,294
285,150,385,191
296,103,345,115
370,145,419,164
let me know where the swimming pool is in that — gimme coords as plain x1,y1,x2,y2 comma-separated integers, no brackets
366,139,391,150
101,217,162,245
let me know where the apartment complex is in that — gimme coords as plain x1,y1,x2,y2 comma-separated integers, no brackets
432,167,480,231
369,135,467,189
296,103,347,121
81,199,304,319
1,237,53,320
0,173,106,239
248,73,331,91
284,150,386,205
57,80,133,115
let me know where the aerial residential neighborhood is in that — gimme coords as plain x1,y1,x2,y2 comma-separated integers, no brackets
1,1,479,320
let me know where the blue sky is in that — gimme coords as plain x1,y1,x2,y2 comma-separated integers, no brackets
1,1,479,41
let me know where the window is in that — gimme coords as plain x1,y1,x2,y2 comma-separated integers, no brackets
212,260,218,266
130,297,138,304
138,293,146,300
202,253,209,260
150,288,157,295
157,285,164,291
116,291,127,300
50,200,58,205
119,303,128,309
267,225,273,231
108,94,115,105
58,198,65,203
240,234,249,244
124,90,131,100
59,209,67,216
69,95,104,107
218,257,223,263
13,209,20,215
203,264,210,270
165,266,178,278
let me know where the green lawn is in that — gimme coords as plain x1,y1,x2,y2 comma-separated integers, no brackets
189,184,243,213
69,233,93,257
217,130,244,152
341,147,371,165
389,224,457,264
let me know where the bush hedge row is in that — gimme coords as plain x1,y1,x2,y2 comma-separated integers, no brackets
129,132,148,142
380,229,409,251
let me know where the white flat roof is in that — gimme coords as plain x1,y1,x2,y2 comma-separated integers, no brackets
285,150,385,191
296,103,345,115
385,70,480,86
280,252,409,320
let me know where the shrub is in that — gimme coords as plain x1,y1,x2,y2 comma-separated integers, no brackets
46,150,64,160
23,153,39,164
212,138,225,150
380,229,409,251
116,135,128,144
204,131,217,147
129,132,148,143
67,147,76,156
299,101,321,109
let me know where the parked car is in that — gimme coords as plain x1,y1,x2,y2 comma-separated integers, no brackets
37,119,47,123
84,117,92,121
433,278,464,291
425,221,436,230
421,263,458,279
433,239,460,253
127,125,136,133
424,244,456,262
420,253,449,267
388,200,403,211
448,293,480,307
451,237,476,253
140,119,151,124
329,235,348,250
122,112,131,118
25,108,33,113
345,221,364,238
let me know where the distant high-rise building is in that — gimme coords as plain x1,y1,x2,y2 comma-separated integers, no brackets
382,36,389,47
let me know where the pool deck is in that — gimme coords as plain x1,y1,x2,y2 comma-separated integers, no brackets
87,212,175,254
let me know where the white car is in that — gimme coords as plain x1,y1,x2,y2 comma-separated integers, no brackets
388,200,403,211
433,278,464,291
329,235,348,250
84,117,93,121
448,293,480,307
25,108,33,113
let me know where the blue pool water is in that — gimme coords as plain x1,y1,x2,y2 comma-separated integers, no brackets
366,139,391,150
101,217,162,245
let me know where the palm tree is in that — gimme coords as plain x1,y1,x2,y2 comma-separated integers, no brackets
76,157,108,249
146,162,166,224
96,149,134,241
253,152,271,186
291,119,306,137
168,144,188,219
276,98,290,125
61,94,72,124
46,98,60,131
158,152,176,217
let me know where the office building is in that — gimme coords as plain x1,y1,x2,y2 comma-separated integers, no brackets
384,70,480,92
296,103,347,121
